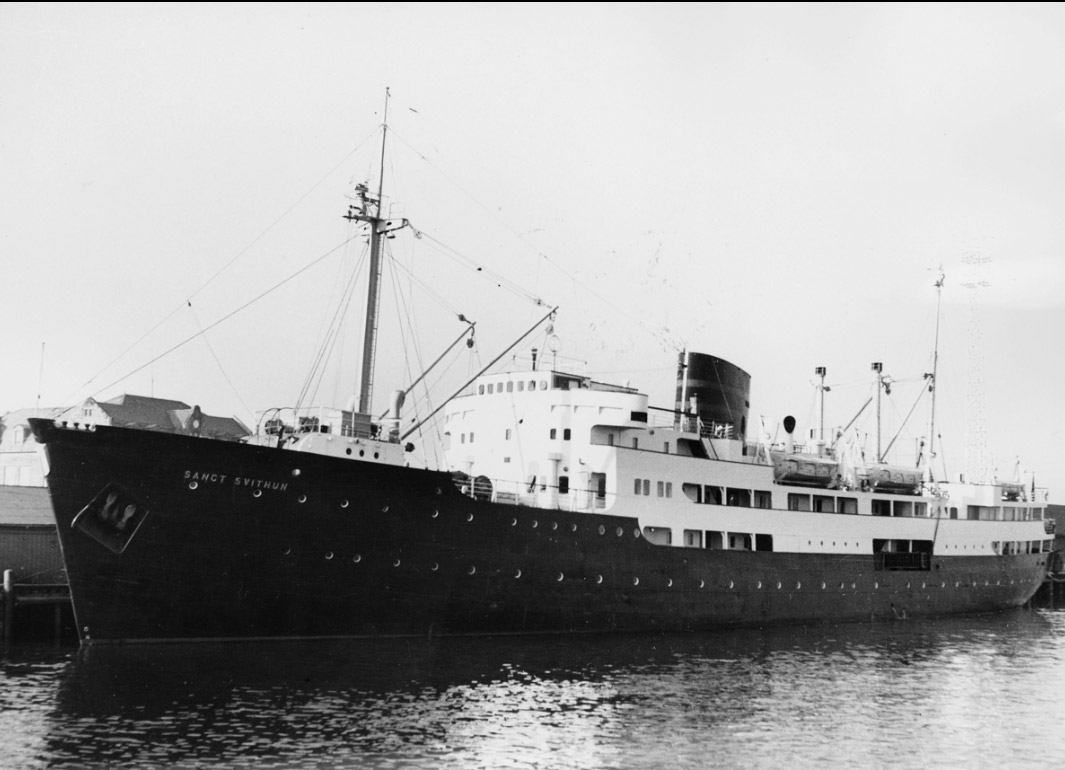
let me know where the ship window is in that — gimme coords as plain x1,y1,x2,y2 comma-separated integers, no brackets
550,428,557,439
663,442,669,454
893,501,913,518
505,429,512,440
727,489,751,507
705,486,723,505
838,497,858,514
559,476,569,495
517,381,524,392
607,433,615,446
643,526,672,545
730,534,752,551
529,380,536,391
443,432,452,450
812,495,834,513
788,494,811,511
540,380,548,390
643,479,651,496
487,384,494,394
507,382,513,392
634,478,642,495
872,499,891,516
632,438,639,449
666,482,672,498
949,507,958,519
469,432,475,443
754,490,772,509
563,429,571,441
657,481,664,497
755,534,773,552
461,433,466,444
684,530,702,547
479,385,485,395
683,483,702,503
914,502,928,517
705,531,724,549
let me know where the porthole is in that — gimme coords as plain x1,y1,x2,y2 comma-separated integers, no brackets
511,517,518,526
359,450,365,457
430,562,439,571
633,529,640,538
468,566,477,575
551,522,558,531
874,582,879,589
700,580,706,589
299,495,307,503
283,547,291,556
374,452,379,459
557,573,564,582
431,510,439,518
341,500,349,508
940,581,946,588
466,513,474,522
922,582,927,589
188,481,198,490
906,582,911,589
616,527,624,537
820,581,826,590
515,569,522,578
839,582,845,589
796,581,802,590
253,490,262,498
596,575,603,584
353,554,362,563
757,581,763,589
435,487,442,495
632,577,640,586
851,582,856,590
325,552,334,560
776,582,782,590
954,581,960,588
382,505,390,513
292,468,301,477
346,448,352,456
598,525,606,535
532,520,538,528
728,580,734,589
393,559,401,567
570,523,577,532
667,579,673,587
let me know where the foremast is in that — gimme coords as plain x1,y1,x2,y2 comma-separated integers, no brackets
344,88,409,415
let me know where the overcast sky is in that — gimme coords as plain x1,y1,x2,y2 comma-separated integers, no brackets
2,3,1064,497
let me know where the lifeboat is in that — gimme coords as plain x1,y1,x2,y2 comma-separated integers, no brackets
770,452,839,487
863,464,921,494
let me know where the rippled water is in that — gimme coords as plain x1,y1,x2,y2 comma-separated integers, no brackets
3,606,1064,769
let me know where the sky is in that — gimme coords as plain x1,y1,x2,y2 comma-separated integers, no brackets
2,3,1064,498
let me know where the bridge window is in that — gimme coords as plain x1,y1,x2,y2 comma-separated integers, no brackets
872,499,890,516
684,530,702,547
705,531,724,550
705,486,723,505
727,489,751,507
788,493,811,511
754,491,772,509
812,495,834,513
838,497,858,514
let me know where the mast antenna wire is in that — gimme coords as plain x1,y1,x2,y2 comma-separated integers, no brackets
80,234,362,402
74,130,380,399
387,129,671,348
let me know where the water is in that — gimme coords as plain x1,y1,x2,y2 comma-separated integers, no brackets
3,607,1064,769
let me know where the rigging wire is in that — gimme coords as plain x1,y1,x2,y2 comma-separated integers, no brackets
70,131,380,402
87,234,362,400
388,129,670,347
186,304,256,427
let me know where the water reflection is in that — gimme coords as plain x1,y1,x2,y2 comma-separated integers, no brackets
2,608,1063,769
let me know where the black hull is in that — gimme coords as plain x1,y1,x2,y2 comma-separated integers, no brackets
30,420,1049,644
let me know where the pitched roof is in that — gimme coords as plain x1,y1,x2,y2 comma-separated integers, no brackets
0,485,53,525
96,394,191,429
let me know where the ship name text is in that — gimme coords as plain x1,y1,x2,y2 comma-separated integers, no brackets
183,470,289,491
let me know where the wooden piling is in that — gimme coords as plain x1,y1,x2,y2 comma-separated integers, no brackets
3,569,12,646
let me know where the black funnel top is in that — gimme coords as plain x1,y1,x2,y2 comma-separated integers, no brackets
675,352,750,438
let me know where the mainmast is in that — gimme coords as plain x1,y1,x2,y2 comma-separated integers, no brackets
344,88,407,415
925,268,945,481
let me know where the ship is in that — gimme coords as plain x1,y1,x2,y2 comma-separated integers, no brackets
29,103,1056,646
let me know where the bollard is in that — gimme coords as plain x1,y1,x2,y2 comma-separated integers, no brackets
3,569,12,646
